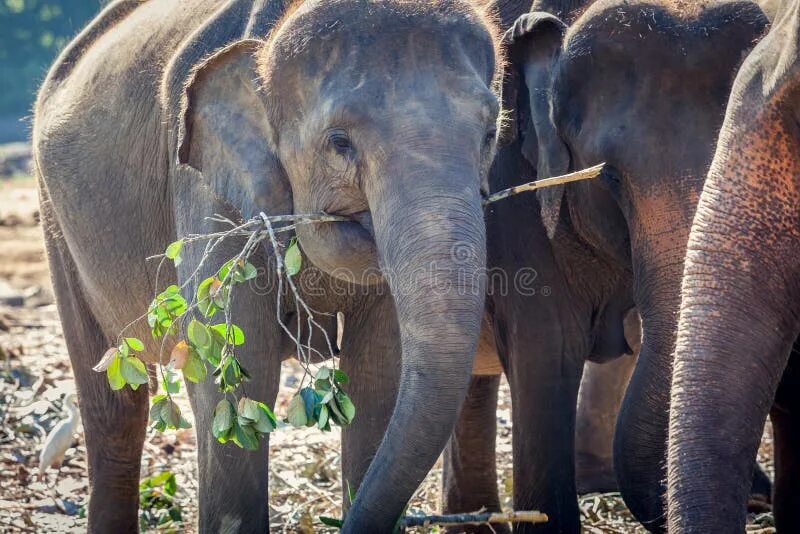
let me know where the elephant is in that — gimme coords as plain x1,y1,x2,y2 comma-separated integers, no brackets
668,0,800,531
32,0,503,531
442,1,646,532
494,0,770,530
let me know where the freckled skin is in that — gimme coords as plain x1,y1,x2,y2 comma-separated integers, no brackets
669,1,800,529
501,0,770,531
33,0,502,532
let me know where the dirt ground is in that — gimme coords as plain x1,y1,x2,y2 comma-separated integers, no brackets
0,176,776,532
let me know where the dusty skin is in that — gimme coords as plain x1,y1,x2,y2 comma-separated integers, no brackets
0,176,777,532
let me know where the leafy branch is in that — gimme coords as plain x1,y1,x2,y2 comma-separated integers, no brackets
94,211,355,450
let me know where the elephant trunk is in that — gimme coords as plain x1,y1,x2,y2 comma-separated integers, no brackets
614,246,684,532
342,166,487,532
667,96,800,532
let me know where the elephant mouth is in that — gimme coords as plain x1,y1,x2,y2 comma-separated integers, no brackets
297,207,381,285
348,210,374,239
323,208,375,245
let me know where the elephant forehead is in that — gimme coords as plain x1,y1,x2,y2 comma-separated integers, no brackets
259,0,498,87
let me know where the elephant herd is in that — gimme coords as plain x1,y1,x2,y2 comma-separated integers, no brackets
29,0,800,531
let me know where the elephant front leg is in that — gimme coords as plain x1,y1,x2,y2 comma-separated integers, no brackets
178,231,283,532
442,373,507,534
507,340,584,533
339,295,401,508
186,288,282,533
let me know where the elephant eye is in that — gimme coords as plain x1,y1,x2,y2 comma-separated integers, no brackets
327,129,354,157
484,128,497,147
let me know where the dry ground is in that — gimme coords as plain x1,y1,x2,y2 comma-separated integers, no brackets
0,176,776,532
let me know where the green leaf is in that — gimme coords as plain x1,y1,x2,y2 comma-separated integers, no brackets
317,403,329,430
239,262,258,282
284,240,302,276
217,357,245,392
161,402,191,430
300,387,319,422
165,239,184,265
182,353,207,384
196,338,222,367
161,367,180,394
120,356,149,387
315,378,332,393
210,323,245,346
149,396,168,424
315,367,331,380
148,287,188,337
333,369,349,385
335,391,356,424
217,259,236,282
107,356,126,391
286,393,308,428
254,402,277,433
196,277,218,318
232,421,259,450
237,397,261,424
187,319,211,348
319,516,343,528
212,399,235,441
125,337,145,352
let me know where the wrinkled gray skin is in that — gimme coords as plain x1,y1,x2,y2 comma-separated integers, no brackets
668,0,800,530
500,0,769,531
33,0,500,531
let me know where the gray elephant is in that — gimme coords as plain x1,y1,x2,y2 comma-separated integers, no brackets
33,0,503,531
492,0,769,531
668,0,800,531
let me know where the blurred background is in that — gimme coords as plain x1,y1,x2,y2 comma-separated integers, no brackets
0,0,101,144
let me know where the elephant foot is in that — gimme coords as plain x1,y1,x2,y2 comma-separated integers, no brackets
748,463,772,513
575,453,618,494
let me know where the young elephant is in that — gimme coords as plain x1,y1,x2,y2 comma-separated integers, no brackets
669,1,800,531
496,0,768,530
33,0,501,531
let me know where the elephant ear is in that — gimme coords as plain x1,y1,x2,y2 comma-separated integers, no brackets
176,39,291,220
502,12,570,239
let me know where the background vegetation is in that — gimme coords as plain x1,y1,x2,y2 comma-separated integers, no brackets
0,0,101,141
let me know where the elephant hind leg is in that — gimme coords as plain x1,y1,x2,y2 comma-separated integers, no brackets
42,203,147,533
442,373,507,534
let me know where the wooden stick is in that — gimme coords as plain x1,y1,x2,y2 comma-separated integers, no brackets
483,162,605,206
402,510,549,528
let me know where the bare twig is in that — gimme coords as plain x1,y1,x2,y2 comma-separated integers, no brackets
402,510,549,528
483,162,605,205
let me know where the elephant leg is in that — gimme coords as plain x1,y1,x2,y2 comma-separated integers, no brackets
339,295,401,507
503,320,584,534
186,305,281,532
442,373,507,534
770,349,800,531
43,226,147,533
178,235,282,532
575,354,636,494
186,275,282,533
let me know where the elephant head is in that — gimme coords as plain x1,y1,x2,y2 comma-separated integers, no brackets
172,0,500,530
503,1,767,528
669,1,800,531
